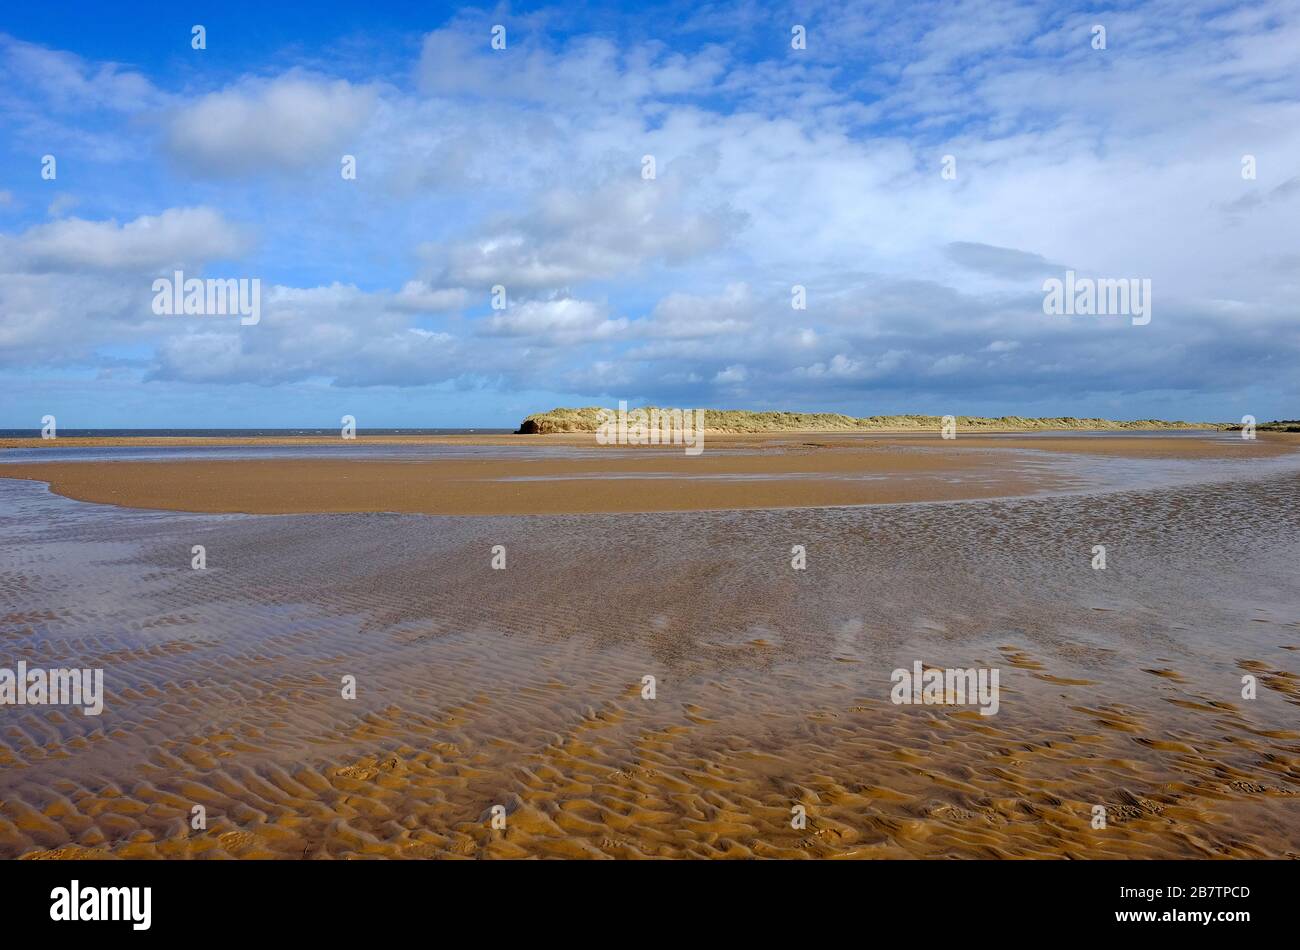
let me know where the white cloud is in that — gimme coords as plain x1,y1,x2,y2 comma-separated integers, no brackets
390,282,469,313
4,4,1300,420
482,298,627,343
0,34,160,113
794,351,906,381
425,174,747,291
166,74,377,175
151,282,461,386
416,27,728,107
639,283,753,339
1,207,247,272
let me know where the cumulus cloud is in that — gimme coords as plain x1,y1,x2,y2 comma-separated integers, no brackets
482,297,628,344
0,207,247,272
794,350,906,382
4,3,1300,422
638,284,754,339
150,282,461,387
0,272,137,362
165,74,377,175
424,175,748,291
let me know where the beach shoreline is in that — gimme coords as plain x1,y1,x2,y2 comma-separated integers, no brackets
1,431,1295,517
0,426,1258,452
3,467,1297,859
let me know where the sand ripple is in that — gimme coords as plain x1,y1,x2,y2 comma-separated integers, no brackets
1,472,1298,858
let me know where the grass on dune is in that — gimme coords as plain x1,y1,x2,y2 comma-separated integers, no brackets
517,407,1232,434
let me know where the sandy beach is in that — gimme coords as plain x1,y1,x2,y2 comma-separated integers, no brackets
7,2,1300,920
1,431,1298,859
1,431,1295,516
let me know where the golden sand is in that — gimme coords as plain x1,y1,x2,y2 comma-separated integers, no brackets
1,434,1297,859
1,430,1291,453
1,432,1294,516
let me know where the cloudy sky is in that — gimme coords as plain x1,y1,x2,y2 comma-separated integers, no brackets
1,0,1297,427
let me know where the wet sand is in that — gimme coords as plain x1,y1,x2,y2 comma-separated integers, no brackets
1,432,1294,516
1,430,1288,455
1,441,1298,859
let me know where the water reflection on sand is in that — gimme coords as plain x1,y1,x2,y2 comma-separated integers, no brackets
0,448,1297,858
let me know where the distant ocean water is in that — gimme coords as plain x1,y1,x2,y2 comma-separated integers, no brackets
0,428,513,437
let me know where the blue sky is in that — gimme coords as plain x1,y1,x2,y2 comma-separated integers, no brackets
1,0,1297,427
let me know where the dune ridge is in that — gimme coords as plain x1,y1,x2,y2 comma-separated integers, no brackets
517,407,1231,434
